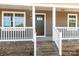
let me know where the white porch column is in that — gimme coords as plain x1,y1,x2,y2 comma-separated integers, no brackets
52,7,62,56
32,6,36,56
53,7,56,28
52,7,56,40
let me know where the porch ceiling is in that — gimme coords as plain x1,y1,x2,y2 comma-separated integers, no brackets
35,6,52,11
1,4,79,12
0,4,52,11
57,8,79,12
0,4,32,10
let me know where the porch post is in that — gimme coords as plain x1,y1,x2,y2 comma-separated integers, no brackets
52,7,58,54
52,7,56,40
52,7,62,56
53,7,56,28
32,6,36,56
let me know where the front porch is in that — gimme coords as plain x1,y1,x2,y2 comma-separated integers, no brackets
0,4,79,56
0,5,53,41
0,4,59,56
54,7,79,56
56,8,79,39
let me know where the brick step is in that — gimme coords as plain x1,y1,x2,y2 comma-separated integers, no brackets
62,52,77,56
38,48,55,52
38,45,53,47
40,52,57,56
0,51,33,56
37,41,59,56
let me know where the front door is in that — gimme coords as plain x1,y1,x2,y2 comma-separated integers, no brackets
35,14,45,37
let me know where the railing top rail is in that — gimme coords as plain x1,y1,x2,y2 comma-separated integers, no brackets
56,27,79,29
0,27,33,29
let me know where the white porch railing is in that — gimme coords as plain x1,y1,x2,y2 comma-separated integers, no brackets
0,27,33,41
53,27,79,55
56,27,79,39
53,28,62,56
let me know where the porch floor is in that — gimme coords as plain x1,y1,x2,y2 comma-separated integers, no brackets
36,36,52,41
0,41,34,56
62,40,79,56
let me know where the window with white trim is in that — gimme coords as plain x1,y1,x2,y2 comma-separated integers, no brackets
68,14,77,27
15,14,24,27
2,11,25,27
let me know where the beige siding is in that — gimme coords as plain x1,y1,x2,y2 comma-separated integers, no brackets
0,8,52,36
26,10,32,27
0,9,2,26
56,11,79,27
0,8,32,27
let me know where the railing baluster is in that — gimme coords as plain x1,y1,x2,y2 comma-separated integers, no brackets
7,28,8,40
2,31,3,40
17,28,18,39
22,28,23,40
11,28,12,40
19,29,20,40
25,28,26,39
5,29,7,40
13,28,14,40
0,28,2,40
26,28,27,39
7,29,9,39
4,28,5,40
15,28,16,40
23,28,24,40
27,29,28,39
24,28,25,40
11,28,13,40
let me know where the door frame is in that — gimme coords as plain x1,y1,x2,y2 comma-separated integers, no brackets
35,13,46,37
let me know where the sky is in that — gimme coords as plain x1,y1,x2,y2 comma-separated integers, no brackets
0,0,79,5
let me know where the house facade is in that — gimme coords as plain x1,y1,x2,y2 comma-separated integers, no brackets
0,3,79,56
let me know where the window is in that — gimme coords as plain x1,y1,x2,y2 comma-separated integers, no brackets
68,14,77,27
4,13,13,27
15,14,24,27
2,11,25,27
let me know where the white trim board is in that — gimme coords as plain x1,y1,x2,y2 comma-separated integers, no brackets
0,39,33,42
35,13,46,37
